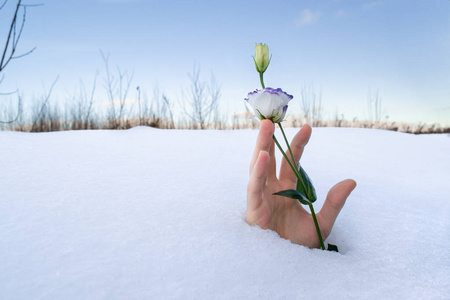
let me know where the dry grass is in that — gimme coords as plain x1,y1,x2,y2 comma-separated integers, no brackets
2,104,449,134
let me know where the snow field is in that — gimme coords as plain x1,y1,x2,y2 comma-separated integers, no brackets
1,127,449,299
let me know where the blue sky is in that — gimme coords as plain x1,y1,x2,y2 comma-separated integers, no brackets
1,0,449,125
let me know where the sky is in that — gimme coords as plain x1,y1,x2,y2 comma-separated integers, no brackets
0,0,449,126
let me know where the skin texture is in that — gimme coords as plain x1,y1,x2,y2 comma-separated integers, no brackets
246,120,357,248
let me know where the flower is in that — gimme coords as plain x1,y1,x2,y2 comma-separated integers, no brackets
245,88,293,123
253,43,270,74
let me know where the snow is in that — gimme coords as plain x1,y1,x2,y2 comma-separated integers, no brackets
1,127,449,299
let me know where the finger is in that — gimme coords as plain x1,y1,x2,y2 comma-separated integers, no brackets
246,150,270,223
318,179,357,238
250,120,274,176
279,124,312,183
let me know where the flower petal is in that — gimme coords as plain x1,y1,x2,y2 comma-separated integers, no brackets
244,88,293,123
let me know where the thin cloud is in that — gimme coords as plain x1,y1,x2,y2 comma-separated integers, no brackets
334,9,349,18
363,1,384,10
295,9,321,27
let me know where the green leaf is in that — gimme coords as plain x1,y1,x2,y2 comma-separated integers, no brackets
296,176,308,200
297,165,317,203
273,189,312,205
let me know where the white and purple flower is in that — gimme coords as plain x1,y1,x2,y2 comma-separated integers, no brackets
245,87,293,123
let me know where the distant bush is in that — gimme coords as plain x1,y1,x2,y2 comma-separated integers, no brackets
2,97,448,134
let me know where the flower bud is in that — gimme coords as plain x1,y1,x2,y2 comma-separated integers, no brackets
253,43,270,74
245,88,293,123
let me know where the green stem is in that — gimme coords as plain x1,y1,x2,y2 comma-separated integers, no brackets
273,135,302,182
259,72,265,89
273,134,307,196
277,123,307,192
308,203,325,250
278,123,298,170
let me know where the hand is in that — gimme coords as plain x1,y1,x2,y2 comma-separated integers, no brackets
246,120,357,248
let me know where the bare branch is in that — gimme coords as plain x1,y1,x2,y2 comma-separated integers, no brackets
11,46,36,59
0,88,18,95
0,0,8,10
20,3,44,7
0,0,22,72
85,70,98,124
0,92,21,124
0,0,38,75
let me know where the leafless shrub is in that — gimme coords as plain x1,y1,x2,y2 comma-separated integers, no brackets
413,122,426,134
135,86,176,129
0,92,22,129
160,94,175,129
367,89,387,122
148,88,175,129
70,72,98,130
300,85,323,126
30,77,60,132
333,108,345,128
182,65,221,129
136,86,144,126
101,51,133,129
30,98,64,132
231,104,260,130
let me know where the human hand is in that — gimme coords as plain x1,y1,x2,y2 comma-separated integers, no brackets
246,120,357,248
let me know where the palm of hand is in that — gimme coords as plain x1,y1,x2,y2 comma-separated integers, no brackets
246,120,356,249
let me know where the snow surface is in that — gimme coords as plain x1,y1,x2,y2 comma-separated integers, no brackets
1,127,449,299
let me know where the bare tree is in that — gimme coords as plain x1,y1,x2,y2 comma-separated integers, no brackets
0,0,38,124
182,64,221,129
